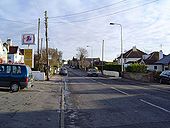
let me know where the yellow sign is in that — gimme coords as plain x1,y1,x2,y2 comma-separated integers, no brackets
24,49,34,68
24,49,32,59
24,59,32,67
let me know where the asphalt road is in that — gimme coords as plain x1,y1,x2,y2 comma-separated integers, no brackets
0,76,62,128
64,68,170,128
1,69,170,128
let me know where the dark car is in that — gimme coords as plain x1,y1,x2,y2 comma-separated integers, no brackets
59,67,68,76
0,64,33,92
87,68,98,77
159,70,170,84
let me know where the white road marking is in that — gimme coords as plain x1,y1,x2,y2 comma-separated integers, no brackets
111,87,129,96
140,99,170,113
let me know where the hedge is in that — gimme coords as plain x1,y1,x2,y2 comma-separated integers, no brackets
97,64,121,72
125,63,147,73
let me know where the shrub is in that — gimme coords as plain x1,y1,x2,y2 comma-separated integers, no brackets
126,63,147,73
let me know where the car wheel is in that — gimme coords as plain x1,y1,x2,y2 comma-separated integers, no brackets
10,83,20,92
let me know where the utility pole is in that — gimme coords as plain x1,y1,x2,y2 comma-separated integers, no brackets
45,11,49,81
102,40,104,75
37,18,40,70
40,38,43,58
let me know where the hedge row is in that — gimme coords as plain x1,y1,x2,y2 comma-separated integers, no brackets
125,63,147,73
97,64,121,72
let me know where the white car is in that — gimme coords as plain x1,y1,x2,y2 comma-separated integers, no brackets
87,69,98,77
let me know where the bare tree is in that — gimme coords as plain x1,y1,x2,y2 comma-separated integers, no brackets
76,47,88,69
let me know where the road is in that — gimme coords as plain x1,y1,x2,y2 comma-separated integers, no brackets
64,68,170,128
0,76,62,128
0,69,170,128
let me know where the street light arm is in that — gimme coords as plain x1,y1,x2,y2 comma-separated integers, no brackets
110,22,122,27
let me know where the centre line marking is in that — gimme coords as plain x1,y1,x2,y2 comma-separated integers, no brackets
140,99,170,113
111,87,129,96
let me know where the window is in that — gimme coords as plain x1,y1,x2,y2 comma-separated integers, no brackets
12,66,18,74
154,66,157,70
12,66,22,74
17,66,21,74
6,66,11,74
0,66,5,73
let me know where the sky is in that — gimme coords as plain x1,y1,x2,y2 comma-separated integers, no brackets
0,0,170,61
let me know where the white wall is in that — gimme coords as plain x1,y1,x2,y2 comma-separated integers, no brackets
103,70,119,77
0,43,7,63
147,65,162,72
118,58,141,65
8,54,24,63
32,71,45,81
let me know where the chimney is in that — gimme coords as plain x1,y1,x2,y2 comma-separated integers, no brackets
7,38,12,46
159,50,163,60
132,46,137,51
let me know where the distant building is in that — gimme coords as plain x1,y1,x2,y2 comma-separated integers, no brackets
0,41,8,63
140,51,164,71
8,46,24,64
118,46,147,67
155,54,170,71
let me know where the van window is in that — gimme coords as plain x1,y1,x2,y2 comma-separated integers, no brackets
12,66,17,74
12,66,22,74
0,65,5,73
6,66,11,74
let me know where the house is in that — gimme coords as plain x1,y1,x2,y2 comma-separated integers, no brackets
155,54,170,71
85,58,100,67
8,46,24,64
0,42,8,63
140,51,164,71
118,46,147,67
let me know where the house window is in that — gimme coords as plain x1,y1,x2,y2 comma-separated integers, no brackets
154,66,157,70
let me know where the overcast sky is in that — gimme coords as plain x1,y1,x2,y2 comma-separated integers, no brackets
0,0,170,61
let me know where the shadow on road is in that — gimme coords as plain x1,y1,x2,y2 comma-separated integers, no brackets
0,110,60,128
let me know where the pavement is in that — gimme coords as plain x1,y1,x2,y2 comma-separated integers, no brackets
0,75,62,128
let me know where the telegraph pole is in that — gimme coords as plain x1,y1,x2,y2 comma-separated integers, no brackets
102,40,104,75
45,11,49,81
40,38,43,58
37,18,40,70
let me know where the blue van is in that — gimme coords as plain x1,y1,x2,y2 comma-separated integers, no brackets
0,64,33,92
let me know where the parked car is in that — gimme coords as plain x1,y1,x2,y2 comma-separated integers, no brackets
159,70,170,84
0,64,33,92
59,67,68,76
87,68,98,77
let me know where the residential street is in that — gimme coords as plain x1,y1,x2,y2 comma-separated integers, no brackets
64,68,170,128
0,68,170,128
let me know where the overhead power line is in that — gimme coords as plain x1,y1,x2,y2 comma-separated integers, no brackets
0,17,36,25
49,0,127,19
49,0,159,24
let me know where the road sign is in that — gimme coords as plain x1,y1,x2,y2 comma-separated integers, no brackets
22,34,35,45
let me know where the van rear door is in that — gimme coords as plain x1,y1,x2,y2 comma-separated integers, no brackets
0,65,12,87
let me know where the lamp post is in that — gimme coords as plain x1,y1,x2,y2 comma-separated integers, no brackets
87,45,93,69
110,22,124,74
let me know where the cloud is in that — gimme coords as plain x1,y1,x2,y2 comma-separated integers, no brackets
0,0,170,61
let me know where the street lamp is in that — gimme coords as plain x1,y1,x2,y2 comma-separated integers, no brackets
86,45,93,69
110,22,124,74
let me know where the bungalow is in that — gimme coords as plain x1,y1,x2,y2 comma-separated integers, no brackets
118,46,147,67
155,54,170,71
141,51,164,71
